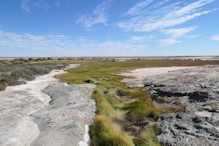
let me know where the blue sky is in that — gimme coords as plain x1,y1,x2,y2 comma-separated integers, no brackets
0,0,219,57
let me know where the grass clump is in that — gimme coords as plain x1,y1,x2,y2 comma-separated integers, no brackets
111,109,127,121
92,90,115,117
91,116,135,146
124,100,161,121
133,123,160,146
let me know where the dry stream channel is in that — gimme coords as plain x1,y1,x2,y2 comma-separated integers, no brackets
0,64,96,146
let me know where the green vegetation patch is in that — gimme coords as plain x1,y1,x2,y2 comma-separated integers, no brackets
57,59,219,146
91,116,134,146
134,123,160,146
123,100,161,122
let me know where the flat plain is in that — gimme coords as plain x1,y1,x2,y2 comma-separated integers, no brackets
1,57,219,146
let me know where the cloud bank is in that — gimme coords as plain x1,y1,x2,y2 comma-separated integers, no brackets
0,30,146,56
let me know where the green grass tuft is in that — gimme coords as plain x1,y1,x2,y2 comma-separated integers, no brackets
124,100,161,122
133,123,161,146
91,116,135,146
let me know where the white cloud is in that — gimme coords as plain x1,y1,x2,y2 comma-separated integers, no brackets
33,0,50,10
76,0,113,28
188,35,201,38
162,26,198,38
159,38,181,46
129,35,156,43
130,36,146,42
21,0,32,13
83,41,146,56
158,26,198,46
0,30,146,56
210,35,219,41
119,0,217,47
21,0,64,13
126,0,154,16
0,30,73,52
118,0,216,32
125,0,171,16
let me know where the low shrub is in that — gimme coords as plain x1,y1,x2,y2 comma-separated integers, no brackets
0,60,11,66
10,58,27,64
0,84,6,91
0,74,11,85
0,73,21,86
0,62,4,66
29,66,50,75
11,69,34,80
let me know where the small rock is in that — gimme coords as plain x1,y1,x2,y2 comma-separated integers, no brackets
192,117,202,123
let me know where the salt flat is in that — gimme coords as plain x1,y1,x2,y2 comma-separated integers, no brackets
118,66,195,88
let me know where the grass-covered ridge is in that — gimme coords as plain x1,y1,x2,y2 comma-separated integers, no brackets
57,59,219,146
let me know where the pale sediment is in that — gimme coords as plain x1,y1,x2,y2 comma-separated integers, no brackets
30,83,96,146
0,64,96,146
118,66,195,88
79,125,91,146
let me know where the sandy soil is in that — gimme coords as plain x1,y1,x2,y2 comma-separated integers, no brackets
0,64,95,146
118,66,196,88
